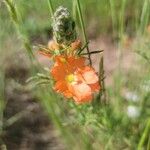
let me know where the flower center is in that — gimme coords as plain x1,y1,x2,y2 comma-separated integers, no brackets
66,74,74,83
60,58,67,63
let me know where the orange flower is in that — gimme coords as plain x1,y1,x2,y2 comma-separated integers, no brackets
51,55,100,104
51,55,86,98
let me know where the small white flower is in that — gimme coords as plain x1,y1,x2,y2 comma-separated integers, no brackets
125,91,139,102
127,105,140,118
141,81,150,92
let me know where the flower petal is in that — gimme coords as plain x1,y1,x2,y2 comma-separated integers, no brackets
69,82,92,103
89,82,100,92
51,66,66,81
63,90,73,98
54,80,67,92
81,66,99,84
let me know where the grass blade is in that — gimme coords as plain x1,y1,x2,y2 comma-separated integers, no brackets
139,0,150,35
138,119,150,150
76,0,92,66
4,0,35,61
47,0,54,17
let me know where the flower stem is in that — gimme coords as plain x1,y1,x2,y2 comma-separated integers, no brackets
76,0,92,66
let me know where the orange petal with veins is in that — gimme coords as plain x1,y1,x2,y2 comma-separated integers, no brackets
51,65,66,81
82,68,99,84
69,82,92,103
54,80,67,92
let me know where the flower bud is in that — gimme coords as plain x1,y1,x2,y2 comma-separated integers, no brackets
52,6,77,45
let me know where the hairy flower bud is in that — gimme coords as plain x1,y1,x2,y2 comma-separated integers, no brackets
52,6,77,45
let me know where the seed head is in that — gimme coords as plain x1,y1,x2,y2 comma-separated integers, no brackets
52,6,77,45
